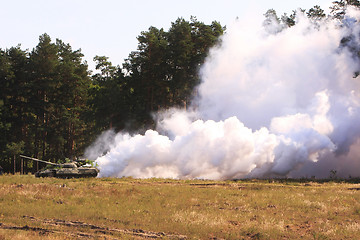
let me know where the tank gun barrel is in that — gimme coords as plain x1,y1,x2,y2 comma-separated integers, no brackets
19,155,60,166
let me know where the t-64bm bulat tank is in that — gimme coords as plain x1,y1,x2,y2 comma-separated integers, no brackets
20,155,99,178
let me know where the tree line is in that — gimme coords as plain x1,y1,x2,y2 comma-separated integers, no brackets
1,1,359,173
0,17,224,173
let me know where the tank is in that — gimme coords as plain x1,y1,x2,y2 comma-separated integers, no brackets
20,155,99,178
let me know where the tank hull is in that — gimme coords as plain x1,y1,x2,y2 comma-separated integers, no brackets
35,167,99,178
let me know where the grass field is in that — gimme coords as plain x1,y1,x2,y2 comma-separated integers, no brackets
1,174,360,239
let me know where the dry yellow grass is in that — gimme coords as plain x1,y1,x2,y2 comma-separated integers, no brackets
1,174,360,239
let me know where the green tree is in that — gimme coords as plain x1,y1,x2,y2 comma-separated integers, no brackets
0,48,13,152
53,39,90,158
0,46,31,172
330,0,360,20
28,33,59,160
0,48,14,170
122,17,224,129
6,141,24,174
123,26,171,129
89,56,130,132
281,12,296,28
263,9,282,33
307,5,326,21
168,17,224,108
26,34,90,162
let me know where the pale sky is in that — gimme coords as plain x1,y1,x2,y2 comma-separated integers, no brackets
1,0,332,71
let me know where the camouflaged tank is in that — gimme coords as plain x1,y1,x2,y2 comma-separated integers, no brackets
20,155,99,178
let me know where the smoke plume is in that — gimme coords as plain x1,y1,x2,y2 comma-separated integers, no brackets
88,9,360,179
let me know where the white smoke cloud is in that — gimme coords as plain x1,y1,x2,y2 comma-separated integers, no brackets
89,8,360,179
84,129,116,160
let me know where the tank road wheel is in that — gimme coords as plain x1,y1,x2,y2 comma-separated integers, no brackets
48,171,56,178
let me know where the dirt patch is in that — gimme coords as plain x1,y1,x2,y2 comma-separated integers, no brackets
0,222,94,238
1,216,187,239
